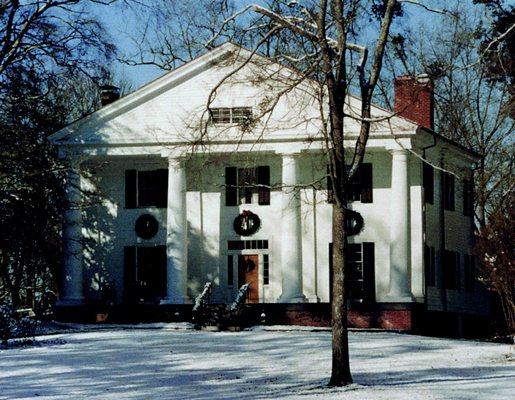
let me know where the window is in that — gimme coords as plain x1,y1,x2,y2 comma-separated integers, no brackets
463,178,474,217
424,245,436,287
443,250,460,290
442,172,455,211
124,246,167,303
329,242,375,302
225,166,270,206
227,255,234,286
263,254,270,285
227,240,269,250
423,163,434,204
327,163,373,203
210,107,252,124
125,169,168,208
232,107,253,123
464,254,475,292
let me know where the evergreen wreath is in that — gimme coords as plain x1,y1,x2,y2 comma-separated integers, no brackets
346,210,364,236
233,210,261,236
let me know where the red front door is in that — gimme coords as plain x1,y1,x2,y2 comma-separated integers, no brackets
238,254,259,303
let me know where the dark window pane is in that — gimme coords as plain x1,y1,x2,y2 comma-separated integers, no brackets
239,167,256,204
257,166,271,205
138,169,168,208
263,254,269,285
362,242,375,302
232,107,252,123
264,240,269,249
210,107,231,123
360,163,373,203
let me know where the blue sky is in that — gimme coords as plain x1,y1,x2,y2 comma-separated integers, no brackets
94,1,447,91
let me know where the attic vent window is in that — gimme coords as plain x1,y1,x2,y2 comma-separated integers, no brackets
210,107,252,124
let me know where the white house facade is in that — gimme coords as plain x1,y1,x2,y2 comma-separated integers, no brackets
49,43,488,333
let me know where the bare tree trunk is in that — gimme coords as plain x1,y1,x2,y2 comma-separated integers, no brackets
329,202,352,386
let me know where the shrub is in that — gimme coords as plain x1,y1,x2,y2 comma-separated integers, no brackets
0,304,38,346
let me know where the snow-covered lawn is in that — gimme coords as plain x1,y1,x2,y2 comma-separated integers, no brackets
0,325,513,399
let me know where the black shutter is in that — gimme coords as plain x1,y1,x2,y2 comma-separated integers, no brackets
423,163,434,204
157,169,168,208
123,246,137,303
362,242,375,303
257,166,270,205
125,170,137,209
443,173,455,211
225,167,237,206
360,163,373,203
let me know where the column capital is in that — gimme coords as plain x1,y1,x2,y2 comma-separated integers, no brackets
167,155,189,170
279,151,303,158
389,148,409,157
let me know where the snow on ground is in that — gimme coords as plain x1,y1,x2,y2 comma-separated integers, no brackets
0,325,513,400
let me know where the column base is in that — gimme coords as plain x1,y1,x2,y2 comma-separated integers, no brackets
383,293,415,303
306,295,320,303
160,297,190,305
277,294,307,303
56,297,85,307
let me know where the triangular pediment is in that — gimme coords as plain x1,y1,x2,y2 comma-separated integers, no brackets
49,42,417,147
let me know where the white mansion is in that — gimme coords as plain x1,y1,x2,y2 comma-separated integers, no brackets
49,43,488,332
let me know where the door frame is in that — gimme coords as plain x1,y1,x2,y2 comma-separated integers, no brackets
225,246,271,303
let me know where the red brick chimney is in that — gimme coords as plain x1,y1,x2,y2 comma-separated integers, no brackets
394,75,434,129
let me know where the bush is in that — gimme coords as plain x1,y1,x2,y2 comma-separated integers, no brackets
0,304,38,346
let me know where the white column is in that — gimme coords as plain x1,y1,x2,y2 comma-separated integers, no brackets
58,163,84,306
278,153,306,303
161,157,189,304
386,149,414,302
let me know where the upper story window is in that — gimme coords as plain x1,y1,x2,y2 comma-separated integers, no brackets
327,163,373,203
463,178,474,217
225,166,270,206
442,172,455,211
210,107,252,124
125,169,168,208
423,163,434,204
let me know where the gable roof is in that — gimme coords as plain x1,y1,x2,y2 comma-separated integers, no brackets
49,42,238,143
48,42,480,160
